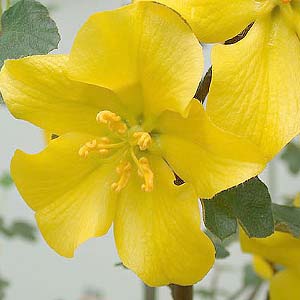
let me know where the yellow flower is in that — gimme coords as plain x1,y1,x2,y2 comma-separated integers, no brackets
136,0,300,159
241,230,300,299
0,2,265,286
241,196,300,299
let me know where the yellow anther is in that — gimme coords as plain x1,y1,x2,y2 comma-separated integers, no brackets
281,0,291,3
111,161,132,193
137,157,154,192
96,110,128,135
78,137,124,158
79,139,99,158
133,132,152,151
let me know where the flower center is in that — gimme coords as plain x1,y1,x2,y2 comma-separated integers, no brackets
78,110,154,193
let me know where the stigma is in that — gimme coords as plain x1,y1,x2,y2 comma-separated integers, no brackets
133,132,152,151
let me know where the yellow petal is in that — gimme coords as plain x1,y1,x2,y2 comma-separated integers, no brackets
293,193,300,208
68,2,203,118
11,133,120,257
207,15,300,159
155,100,266,199
270,269,300,300
240,229,300,269
114,155,215,286
0,55,122,135
253,255,274,280
134,0,258,43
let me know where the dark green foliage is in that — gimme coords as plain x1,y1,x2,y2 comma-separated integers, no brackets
273,203,300,238
0,0,60,68
202,177,274,240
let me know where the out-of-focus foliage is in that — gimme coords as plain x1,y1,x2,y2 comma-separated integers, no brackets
281,141,300,175
243,264,263,288
0,172,13,188
0,276,9,300
0,170,37,300
0,218,36,241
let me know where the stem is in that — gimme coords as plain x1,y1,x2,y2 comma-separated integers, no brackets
246,283,262,300
170,285,193,300
144,285,156,300
6,0,10,10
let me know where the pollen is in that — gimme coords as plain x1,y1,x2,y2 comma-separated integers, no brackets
137,157,154,192
281,0,291,3
133,132,152,151
96,110,128,135
111,160,132,192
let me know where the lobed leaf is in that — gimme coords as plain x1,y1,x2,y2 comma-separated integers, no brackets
0,0,60,68
202,177,274,240
272,203,300,238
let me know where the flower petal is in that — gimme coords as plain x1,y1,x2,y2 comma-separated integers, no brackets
207,15,300,159
253,256,274,280
134,0,258,43
240,229,300,269
11,133,120,257
155,100,266,199
114,155,215,286
270,269,300,300
0,55,122,135
68,2,203,118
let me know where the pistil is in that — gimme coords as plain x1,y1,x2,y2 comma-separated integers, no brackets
133,132,152,151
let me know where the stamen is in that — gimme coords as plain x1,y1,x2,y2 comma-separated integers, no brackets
111,161,132,192
137,157,154,192
282,0,291,3
78,138,124,158
133,132,152,151
96,110,128,135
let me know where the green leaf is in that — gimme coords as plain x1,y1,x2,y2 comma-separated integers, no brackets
280,142,300,175
272,204,300,238
205,230,233,259
202,195,237,240
0,172,13,188
202,177,274,240
0,0,60,68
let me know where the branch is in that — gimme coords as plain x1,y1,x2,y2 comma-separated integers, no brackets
170,285,193,300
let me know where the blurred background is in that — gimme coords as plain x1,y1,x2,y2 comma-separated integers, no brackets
0,1,299,299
